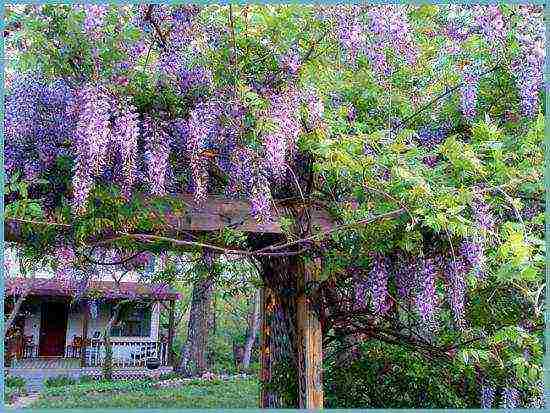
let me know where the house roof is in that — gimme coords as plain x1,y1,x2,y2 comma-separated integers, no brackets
5,277,181,301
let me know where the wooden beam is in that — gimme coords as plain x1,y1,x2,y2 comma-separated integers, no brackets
167,299,175,366
146,194,334,234
80,301,89,368
296,258,323,409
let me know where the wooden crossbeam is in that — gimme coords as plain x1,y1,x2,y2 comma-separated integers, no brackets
160,194,334,234
4,195,334,244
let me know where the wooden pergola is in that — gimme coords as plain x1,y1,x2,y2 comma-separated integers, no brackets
5,194,335,408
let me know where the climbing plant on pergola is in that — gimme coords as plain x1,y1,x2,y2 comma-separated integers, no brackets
4,4,544,409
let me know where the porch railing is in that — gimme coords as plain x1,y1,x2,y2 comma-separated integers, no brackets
83,340,169,368
13,340,168,368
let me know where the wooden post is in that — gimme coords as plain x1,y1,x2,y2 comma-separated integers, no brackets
80,301,89,367
259,286,283,408
167,299,175,366
259,287,271,406
296,258,323,409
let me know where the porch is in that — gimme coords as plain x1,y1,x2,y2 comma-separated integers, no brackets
5,278,179,370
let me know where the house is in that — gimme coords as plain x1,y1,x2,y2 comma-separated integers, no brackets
5,276,180,377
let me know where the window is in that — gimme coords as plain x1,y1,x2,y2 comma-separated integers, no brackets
110,304,152,337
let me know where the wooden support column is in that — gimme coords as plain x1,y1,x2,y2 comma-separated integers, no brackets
259,287,277,407
80,301,89,367
296,258,323,409
167,299,175,366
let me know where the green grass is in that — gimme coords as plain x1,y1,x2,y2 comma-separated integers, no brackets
30,377,260,408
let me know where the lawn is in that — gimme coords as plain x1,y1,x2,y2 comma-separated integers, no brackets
29,377,260,408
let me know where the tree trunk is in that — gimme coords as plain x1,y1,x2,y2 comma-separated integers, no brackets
177,276,214,376
242,289,261,369
4,294,28,339
259,257,299,408
102,301,126,380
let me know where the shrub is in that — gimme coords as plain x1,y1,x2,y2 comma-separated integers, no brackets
44,375,78,388
6,376,26,388
157,371,181,381
78,375,96,384
323,340,475,408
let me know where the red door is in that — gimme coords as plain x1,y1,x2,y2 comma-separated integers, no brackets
39,301,68,357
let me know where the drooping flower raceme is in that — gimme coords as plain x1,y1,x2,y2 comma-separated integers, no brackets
481,385,495,409
72,84,112,213
143,116,171,197
445,258,467,331
501,387,520,409
112,102,140,198
368,253,390,315
262,88,302,181
83,5,108,38
459,64,479,120
187,99,222,204
512,6,545,118
415,257,439,327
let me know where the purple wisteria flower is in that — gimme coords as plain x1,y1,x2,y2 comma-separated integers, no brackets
501,387,520,408
84,5,107,37
415,257,438,326
481,385,495,408
445,258,467,331
459,65,479,120
368,253,390,315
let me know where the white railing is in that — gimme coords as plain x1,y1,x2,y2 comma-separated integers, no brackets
85,340,169,368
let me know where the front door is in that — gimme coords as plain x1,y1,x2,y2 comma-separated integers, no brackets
39,301,68,357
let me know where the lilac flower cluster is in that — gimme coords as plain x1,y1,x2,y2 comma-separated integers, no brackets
71,84,112,212
250,179,273,224
354,274,370,310
187,99,222,204
279,48,301,77
393,252,416,303
336,6,365,64
368,5,418,66
416,127,448,149
472,193,496,233
177,67,213,95
459,238,484,277
74,84,111,176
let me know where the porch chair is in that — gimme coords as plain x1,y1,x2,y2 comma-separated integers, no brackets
66,335,83,358
23,335,36,358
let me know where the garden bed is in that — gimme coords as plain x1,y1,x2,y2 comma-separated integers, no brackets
28,374,258,408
